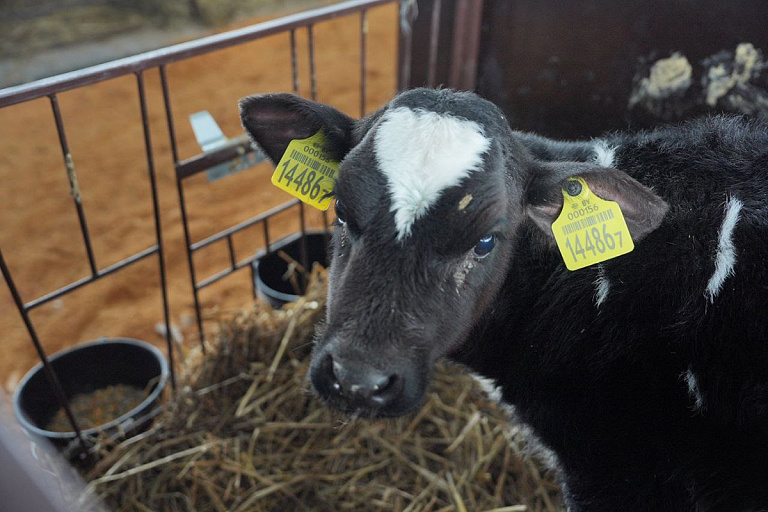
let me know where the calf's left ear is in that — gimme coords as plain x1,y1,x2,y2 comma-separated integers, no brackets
525,162,669,241
239,93,356,164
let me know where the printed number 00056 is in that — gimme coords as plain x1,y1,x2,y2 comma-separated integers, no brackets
279,160,324,200
564,223,624,261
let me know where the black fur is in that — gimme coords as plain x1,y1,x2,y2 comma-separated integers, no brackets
240,89,768,512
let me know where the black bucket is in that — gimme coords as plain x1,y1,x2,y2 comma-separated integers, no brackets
254,232,329,308
12,338,168,450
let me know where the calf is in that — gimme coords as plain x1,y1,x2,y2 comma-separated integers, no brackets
240,88,768,512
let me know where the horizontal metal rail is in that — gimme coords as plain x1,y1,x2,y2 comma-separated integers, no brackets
196,231,304,290
175,136,253,179
0,0,397,108
190,199,300,251
24,246,159,310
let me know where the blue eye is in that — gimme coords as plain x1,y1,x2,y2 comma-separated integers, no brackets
473,235,496,258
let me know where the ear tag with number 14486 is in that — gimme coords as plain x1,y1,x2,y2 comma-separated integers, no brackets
271,131,340,211
551,177,634,271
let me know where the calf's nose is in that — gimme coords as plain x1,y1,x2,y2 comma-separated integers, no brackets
318,353,401,409
332,359,394,400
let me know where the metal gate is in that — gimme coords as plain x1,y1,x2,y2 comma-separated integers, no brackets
0,0,415,450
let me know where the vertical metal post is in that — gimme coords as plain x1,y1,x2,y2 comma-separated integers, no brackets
298,203,309,284
398,0,417,90
227,235,237,270
427,0,443,88
159,66,180,164
50,94,98,277
179,183,205,350
290,29,299,95
263,219,271,254
300,25,328,240
136,71,176,391
449,0,484,91
360,9,368,117
159,66,207,353
0,248,86,444
308,25,317,102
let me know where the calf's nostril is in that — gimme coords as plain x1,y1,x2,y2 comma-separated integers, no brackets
369,373,394,395
329,357,397,400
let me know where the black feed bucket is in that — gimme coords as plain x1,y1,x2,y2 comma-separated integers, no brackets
254,232,329,308
13,338,168,451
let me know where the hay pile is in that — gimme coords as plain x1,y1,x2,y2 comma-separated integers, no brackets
81,265,561,511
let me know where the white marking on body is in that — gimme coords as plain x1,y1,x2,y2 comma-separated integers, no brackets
469,372,503,403
592,140,617,168
469,373,562,473
594,265,610,307
374,107,491,240
705,196,743,302
684,367,705,412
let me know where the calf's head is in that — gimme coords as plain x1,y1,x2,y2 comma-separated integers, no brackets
240,88,667,418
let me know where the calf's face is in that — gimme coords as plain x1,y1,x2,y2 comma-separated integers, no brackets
240,89,667,419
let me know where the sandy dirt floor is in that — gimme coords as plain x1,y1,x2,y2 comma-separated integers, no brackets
0,3,399,390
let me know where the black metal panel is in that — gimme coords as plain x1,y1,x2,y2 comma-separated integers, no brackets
476,0,768,138
402,0,457,89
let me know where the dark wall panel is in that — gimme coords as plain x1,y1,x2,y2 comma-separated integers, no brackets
475,0,768,138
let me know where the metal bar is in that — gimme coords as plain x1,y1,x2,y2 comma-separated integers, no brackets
308,25,317,101
263,218,271,254
448,0,484,91
25,246,158,310
196,268,236,290
176,179,206,351
136,71,176,391
197,232,304,290
50,94,98,277
290,29,299,95
191,199,299,251
0,248,86,444
360,9,368,116
159,65,180,164
174,137,253,179
398,0,416,90
227,235,237,270
249,258,257,299
0,0,398,108
299,203,309,279
427,0,443,88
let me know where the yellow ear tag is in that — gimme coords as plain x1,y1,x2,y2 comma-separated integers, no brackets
271,131,340,211
551,177,634,271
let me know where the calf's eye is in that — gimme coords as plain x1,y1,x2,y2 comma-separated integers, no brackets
473,235,496,258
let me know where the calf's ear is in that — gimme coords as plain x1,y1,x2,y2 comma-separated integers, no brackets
239,93,356,164
525,162,669,241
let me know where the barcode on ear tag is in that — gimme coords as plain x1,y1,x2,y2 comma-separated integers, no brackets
271,131,339,211
552,177,634,271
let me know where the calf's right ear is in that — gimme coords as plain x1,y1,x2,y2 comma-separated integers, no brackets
239,93,356,164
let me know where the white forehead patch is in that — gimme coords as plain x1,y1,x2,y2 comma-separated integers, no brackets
373,107,491,240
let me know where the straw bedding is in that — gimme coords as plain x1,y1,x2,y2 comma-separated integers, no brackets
81,265,561,511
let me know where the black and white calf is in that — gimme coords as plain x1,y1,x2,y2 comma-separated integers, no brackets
240,88,768,512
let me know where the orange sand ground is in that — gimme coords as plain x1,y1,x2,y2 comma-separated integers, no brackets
0,4,398,390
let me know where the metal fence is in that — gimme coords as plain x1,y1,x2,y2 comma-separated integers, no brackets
0,0,411,452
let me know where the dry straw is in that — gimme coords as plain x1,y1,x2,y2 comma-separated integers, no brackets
82,264,561,511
